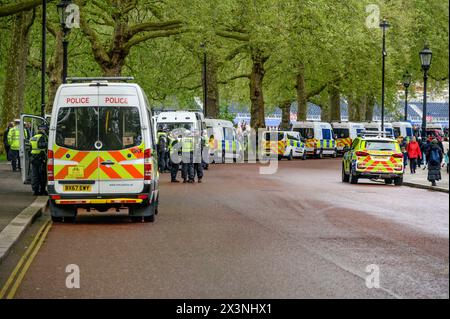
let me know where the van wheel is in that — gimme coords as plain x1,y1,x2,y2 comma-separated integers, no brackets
350,169,358,184
287,151,293,161
51,216,63,223
342,164,350,183
394,176,403,186
301,152,307,161
385,178,393,185
130,202,156,223
49,201,76,223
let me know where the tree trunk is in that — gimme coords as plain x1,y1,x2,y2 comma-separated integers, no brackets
279,100,291,130
296,63,307,121
328,81,340,122
205,55,219,118
46,29,63,114
249,50,267,129
1,10,34,128
365,95,375,121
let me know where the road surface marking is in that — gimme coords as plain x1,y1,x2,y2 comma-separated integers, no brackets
0,220,52,299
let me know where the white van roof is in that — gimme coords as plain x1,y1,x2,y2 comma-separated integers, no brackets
157,111,197,123
292,121,332,129
57,83,142,107
392,121,413,127
204,119,234,128
331,122,365,129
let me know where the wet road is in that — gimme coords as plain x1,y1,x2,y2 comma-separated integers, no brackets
14,159,449,298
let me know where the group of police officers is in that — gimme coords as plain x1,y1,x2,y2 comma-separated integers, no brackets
6,120,48,196
157,127,207,184
6,120,207,196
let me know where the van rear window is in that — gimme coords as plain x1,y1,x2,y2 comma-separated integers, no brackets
56,106,142,151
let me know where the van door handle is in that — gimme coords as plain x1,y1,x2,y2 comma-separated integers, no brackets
101,160,115,166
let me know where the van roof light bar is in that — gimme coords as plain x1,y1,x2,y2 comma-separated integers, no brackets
66,77,135,83
358,130,391,138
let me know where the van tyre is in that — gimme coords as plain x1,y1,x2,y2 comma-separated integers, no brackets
287,151,293,161
385,178,393,185
394,176,403,186
130,202,156,223
350,169,358,184
49,201,77,223
301,152,307,161
342,165,350,183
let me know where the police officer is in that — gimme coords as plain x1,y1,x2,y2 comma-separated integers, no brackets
168,133,181,183
30,124,48,196
193,133,204,183
157,128,168,173
181,133,195,183
7,119,25,172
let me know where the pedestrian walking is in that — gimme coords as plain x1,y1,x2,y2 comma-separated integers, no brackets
421,138,430,169
7,119,26,171
406,136,422,174
30,124,49,195
426,139,444,186
3,122,13,161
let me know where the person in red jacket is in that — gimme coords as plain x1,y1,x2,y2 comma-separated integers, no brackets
406,136,422,174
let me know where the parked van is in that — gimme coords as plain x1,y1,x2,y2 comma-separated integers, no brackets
291,121,337,158
331,122,365,155
392,121,413,139
262,131,306,160
363,121,394,138
22,77,160,223
204,118,243,162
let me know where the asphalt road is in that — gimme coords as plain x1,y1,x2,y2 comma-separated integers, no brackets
13,158,449,298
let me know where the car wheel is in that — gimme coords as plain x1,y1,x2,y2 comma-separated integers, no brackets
342,164,350,183
394,176,403,186
350,168,358,184
287,151,293,161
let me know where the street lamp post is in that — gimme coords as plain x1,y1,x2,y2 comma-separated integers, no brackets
41,0,47,117
57,0,72,84
402,71,412,121
379,19,390,133
200,43,207,117
419,45,432,139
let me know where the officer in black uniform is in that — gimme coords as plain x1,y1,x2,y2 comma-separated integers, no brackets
30,124,49,196
169,134,181,183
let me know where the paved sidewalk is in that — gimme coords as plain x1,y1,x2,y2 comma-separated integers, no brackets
403,163,449,193
0,162,36,232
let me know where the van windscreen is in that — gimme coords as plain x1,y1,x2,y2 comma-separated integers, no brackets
333,128,349,138
56,106,142,151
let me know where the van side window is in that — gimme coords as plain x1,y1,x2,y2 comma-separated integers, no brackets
224,128,234,141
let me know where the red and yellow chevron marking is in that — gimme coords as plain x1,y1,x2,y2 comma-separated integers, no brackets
305,139,318,149
336,138,352,148
356,153,403,173
53,144,145,180
264,141,286,155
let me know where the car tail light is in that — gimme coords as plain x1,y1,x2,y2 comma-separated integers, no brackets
355,151,369,157
392,153,403,158
47,150,54,181
144,149,152,181
138,194,148,200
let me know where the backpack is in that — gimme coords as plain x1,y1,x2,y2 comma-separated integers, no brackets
429,148,440,165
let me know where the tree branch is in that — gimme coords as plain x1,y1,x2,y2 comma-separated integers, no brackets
215,30,250,42
0,0,53,17
127,20,183,37
125,28,185,50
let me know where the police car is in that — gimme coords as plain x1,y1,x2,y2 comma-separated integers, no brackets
22,77,160,223
342,131,404,185
262,131,306,160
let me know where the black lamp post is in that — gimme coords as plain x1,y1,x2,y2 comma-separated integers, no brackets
57,0,72,84
402,71,412,121
200,43,207,117
379,19,390,132
41,0,47,117
419,45,432,139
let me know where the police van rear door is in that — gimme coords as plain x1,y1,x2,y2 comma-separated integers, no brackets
96,86,145,194
53,87,100,195
20,114,46,184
